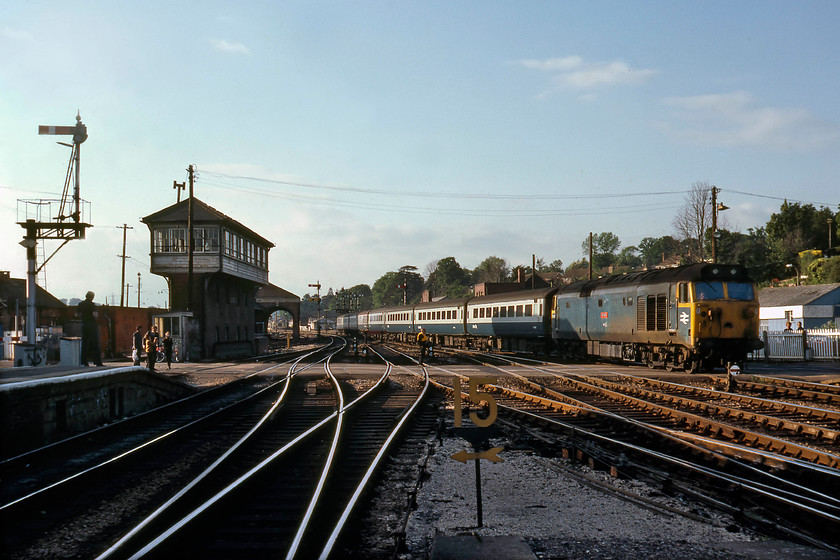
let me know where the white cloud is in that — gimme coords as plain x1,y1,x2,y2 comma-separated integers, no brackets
210,39,250,55
660,91,840,151
520,55,657,94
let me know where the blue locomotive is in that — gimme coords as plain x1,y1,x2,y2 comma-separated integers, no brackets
337,264,762,372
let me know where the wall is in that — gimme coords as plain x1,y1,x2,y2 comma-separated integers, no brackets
0,368,195,457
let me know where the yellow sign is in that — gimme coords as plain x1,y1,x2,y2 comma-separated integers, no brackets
450,447,504,464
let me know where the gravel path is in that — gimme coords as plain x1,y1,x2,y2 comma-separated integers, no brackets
401,435,834,560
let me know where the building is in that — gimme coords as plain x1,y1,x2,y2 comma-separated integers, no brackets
142,198,275,359
757,283,840,331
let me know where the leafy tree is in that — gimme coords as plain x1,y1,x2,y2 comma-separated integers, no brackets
372,269,423,307
564,259,590,280
581,232,621,270
332,284,372,312
707,227,772,283
542,259,564,273
638,235,682,267
809,256,840,284
426,256,472,298
616,246,642,268
766,202,839,277
472,256,510,284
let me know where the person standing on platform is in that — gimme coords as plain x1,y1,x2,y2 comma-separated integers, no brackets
143,325,159,371
132,325,144,366
77,291,103,367
417,327,429,366
162,331,174,369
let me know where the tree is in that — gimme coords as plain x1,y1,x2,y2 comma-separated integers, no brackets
638,235,683,267
472,256,510,284
372,269,423,307
766,202,839,271
673,181,712,262
332,284,372,312
564,259,589,280
425,256,472,298
580,232,621,270
616,246,642,268
542,259,564,273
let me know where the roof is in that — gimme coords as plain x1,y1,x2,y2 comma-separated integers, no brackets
0,275,67,310
559,263,752,296
141,198,275,248
757,283,840,307
255,283,300,303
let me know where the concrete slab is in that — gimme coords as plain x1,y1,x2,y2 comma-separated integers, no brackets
431,535,536,560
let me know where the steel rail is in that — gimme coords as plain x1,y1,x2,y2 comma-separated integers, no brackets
0,343,332,467
1,347,329,513
317,348,430,560
619,374,840,424
450,351,840,506
498,401,840,548
735,376,840,404
286,344,394,559
484,358,840,468
560,372,840,444
558,372,840,449
97,340,346,560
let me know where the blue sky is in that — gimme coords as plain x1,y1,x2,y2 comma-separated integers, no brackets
1,1,838,307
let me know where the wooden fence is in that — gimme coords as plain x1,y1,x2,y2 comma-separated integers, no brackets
749,329,840,361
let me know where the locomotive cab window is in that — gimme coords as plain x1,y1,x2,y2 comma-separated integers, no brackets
726,282,755,301
694,281,725,301
678,283,689,303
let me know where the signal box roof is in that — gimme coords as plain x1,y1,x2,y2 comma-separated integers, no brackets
142,197,274,248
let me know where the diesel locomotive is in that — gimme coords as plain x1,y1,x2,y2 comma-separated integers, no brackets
337,263,762,372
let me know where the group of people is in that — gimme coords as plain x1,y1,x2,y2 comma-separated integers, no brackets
132,325,174,371
784,321,806,332
77,291,173,371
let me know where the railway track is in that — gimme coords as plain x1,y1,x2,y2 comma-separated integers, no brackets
90,341,434,559
0,342,337,558
384,345,840,549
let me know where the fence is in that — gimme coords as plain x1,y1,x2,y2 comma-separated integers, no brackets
749,329,840,361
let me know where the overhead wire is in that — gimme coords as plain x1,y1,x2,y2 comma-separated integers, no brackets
198,174,684,216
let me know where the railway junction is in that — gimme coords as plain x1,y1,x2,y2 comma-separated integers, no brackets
0,339,838,560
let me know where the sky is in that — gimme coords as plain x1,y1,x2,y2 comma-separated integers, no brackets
1,1,838,308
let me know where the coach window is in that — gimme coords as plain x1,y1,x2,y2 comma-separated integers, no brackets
500,306,507,317
516,305,524,317
525,304,533,316
493,307,499,317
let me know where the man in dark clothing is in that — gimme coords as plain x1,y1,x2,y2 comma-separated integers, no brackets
132,325,144,366
77,291,103,366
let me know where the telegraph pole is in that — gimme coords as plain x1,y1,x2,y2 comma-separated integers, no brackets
137,272,141,308
711,186,729,264
118,224,133,307
187,165,195,311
